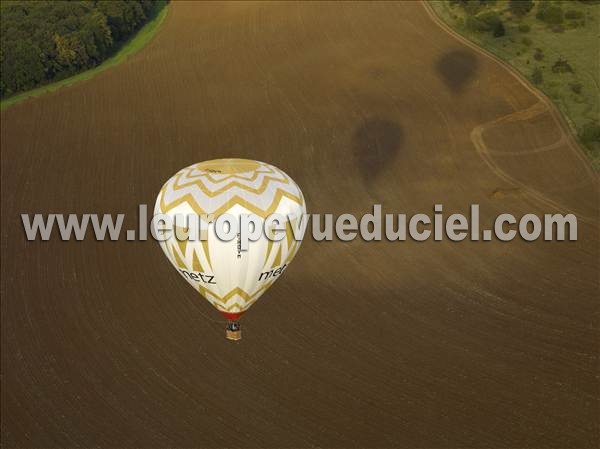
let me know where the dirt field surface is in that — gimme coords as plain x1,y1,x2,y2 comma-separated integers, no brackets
1,2,598,448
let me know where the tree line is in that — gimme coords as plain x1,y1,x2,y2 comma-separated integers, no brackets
1,1,163,98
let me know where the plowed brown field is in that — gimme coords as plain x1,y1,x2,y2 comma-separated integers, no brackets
1,2,598,448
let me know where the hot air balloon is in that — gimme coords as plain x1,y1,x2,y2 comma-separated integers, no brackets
154,158,306,340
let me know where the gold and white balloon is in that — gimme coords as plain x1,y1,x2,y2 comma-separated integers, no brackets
154,159,306,340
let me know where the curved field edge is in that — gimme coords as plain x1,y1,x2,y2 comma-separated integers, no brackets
426,0,599,170
0,1,170,112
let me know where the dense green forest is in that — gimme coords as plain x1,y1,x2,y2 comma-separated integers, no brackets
0,0,163,99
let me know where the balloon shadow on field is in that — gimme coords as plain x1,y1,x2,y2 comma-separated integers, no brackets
353,118,404,185
435,49,479,93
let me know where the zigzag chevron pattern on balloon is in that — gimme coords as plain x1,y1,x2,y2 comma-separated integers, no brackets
158,159,305,218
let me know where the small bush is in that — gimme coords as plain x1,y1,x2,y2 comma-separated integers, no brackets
521,36,533,46
518,23,531,32
534,48,544,60
552,57,573,73
569,82,583,94
565,9,584,20
551,24,565,33
532,67,543,84
493,21,506,37
536,2,564,24
476,10,502,28
466,10,503,33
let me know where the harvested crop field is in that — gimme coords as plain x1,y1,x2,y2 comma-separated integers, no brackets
1,2,598,448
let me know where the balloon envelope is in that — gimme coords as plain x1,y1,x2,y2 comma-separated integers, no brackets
155,158,306,326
